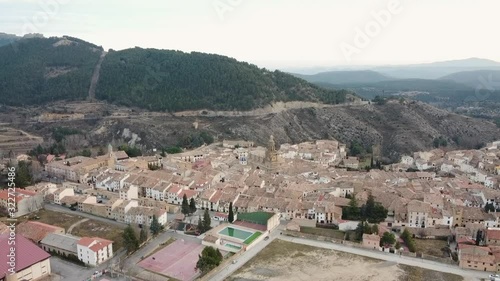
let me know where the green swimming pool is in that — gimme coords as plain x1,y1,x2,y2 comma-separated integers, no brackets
218,227,253,240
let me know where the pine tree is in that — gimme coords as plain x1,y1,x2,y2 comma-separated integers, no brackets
123,225,139,253
139,226,148,244
189,198,197,215
228,202,234,223
197,216,204,233
97,147,105,156
181,194,190,215
203,209,211,232
150,214,162,236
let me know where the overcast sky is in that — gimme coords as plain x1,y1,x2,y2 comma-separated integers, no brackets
1,0,499,69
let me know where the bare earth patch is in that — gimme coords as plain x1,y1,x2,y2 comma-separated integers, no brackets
229,240,463,281
229,240,403,281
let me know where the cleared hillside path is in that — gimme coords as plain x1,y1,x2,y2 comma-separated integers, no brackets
88,50,107,101
67,218,89,234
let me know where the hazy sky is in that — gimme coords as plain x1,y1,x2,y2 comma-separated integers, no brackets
1,0,499,69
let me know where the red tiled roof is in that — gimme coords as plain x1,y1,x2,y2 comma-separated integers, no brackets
178,190,197,199
0,234,51,279
78,237,113,253
487,229,500,240
17,221,65,243
0,189,36,202
209,190,223,203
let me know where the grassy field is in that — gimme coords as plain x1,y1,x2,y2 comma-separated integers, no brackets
243,232,262,245
229,240,463,281
300,227,345,240
414,238,448,257
71,220,125,250
32,209,84,231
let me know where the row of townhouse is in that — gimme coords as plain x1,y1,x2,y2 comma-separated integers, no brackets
458,228,500,272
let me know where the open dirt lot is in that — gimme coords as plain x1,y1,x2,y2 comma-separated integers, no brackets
33,209,84,231
229,240,463,281
71,219,125,250
414,238,449,257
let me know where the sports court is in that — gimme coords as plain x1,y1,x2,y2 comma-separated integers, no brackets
236,211,274,231
218,225,262,245
138,239,204,281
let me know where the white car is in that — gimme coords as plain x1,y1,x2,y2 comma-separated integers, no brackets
232,260,238,264
489,274,500,281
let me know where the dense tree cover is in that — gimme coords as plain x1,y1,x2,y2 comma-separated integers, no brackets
401,229,416,252
348,141,367,156
342,194,388,223
0,33,20,48
52,127,81,143
196,246,223,274
354,221,378,241
200,210,212,233
485,203,495,213
10,161,33,188
380,232,396,247
197,209,212,234
96,48,349,111
123,224,139,253
433,136,448,148
372,95,387,105
118,145,142,157
0,37,102,105
177,132,214,149
162,146,183,155
362,194,389,223
149,215,163,236
28,143,66,158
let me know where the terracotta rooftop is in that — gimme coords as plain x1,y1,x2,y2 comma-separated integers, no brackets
0,234,51,279
17,221,65,243
78,237,113,252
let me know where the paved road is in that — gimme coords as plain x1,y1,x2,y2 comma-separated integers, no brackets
44,204,127,229
51,249,127,281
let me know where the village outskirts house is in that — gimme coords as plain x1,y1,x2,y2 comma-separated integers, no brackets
0,189,43,218
362,234,381,250
77,237,114,266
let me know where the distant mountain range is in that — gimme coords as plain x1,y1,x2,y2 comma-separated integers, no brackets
288,58,500,80
292,70,393,85
289,58,500,103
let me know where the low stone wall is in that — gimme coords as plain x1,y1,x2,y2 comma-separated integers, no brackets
285,230,458,266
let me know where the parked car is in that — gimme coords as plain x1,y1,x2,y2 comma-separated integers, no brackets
264,236,270,241
490,274,500,281
70,207,77,211
232,260,238,264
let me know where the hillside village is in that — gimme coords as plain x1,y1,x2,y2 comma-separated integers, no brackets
4,136,500,279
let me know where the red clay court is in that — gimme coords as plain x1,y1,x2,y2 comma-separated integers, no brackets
138,239,204,281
